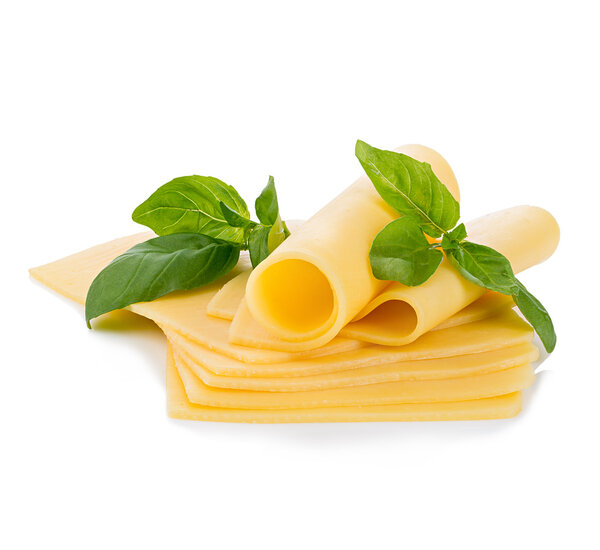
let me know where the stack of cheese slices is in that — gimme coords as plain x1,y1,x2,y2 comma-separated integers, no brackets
30,145,559,422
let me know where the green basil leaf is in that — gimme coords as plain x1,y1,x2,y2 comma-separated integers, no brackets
255,175,280,226
248,225,270,267
267,214,287,252
441,223,468,250
446,241,518,294
355,140,460,238
132,175,250,244
513,279,556,353
219,201,257,230
369,217,444,286
85,233,240,327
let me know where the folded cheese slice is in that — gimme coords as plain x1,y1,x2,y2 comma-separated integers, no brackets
244,145,460,349
174,350,534,408
166,309,535,379
344,205,560,346
167,348,524,422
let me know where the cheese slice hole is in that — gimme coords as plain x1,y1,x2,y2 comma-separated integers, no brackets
252,258,336,334
358,300,419,338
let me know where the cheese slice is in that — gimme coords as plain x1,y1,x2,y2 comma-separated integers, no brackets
30,232,153,304
171,339,538,391
207,270,251,320
30,235,362,364
174,309,533,379
344,205,560,346
166,348,524,422
244,145,460,349
174,351,534,408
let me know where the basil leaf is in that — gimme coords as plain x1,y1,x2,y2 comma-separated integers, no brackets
255,176,280,226
446,241,518,294
132,175,250,244
219,201,257,230
267,214,287,252
369,217,444,286
355,140,460,238
441,223,468,250
513,279,556,353
85,234,240,327
248,225,270,267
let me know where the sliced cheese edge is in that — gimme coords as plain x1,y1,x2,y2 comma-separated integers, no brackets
171,340,539,392
174,350,534,409
167,309,535,380
167,346,524,423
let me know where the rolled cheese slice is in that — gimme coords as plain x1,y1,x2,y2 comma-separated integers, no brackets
342,205,560,346
245,145,460,347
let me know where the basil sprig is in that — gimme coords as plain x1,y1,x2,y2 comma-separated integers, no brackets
358,140,556,352
85,175,288,326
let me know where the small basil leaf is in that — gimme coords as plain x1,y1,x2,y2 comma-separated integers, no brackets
85,234,240,327
447,223,468,242
369,217,444,286
255,176,280,226
132,175,250,244
446,241,518,294
441,223,468,250
267,215,287,253
513,279,556,353
219,201,257,229
355,140,460,238
248,225,271,267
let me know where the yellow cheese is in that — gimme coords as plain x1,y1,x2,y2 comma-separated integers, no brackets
30,235,362,363
166,347,524,422
432,293,514,331
224,278,514,352
244,145,460,349
177,309,533,378
344,206,560,345
210,269,512,327
171,338,538,391
207,270,251,320
174,351,534,408
30,232,153,304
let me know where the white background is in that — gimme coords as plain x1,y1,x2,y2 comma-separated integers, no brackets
2,1,599,548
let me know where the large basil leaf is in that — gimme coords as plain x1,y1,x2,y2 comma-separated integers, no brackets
369,217,443,286
85,234,240,326
132,175,250,244
355,140,460,238
446,241,518,295
513,279,556,353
